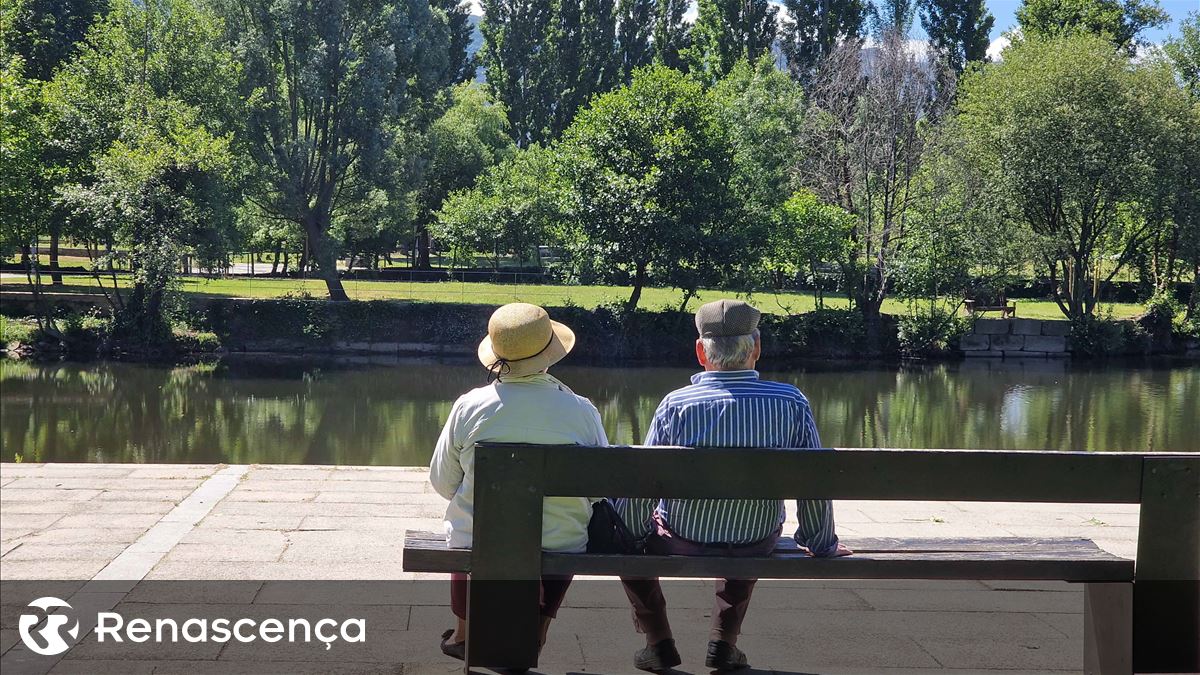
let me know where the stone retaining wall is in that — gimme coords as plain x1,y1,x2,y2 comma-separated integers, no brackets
958,318,1071,358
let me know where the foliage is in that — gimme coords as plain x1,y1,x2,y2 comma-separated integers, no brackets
1069,313,1137,357
953,33,1191,320
558,65,739,310
685,0,777,83
1,0,109,81
709,56,807,278
1015,0,1168,53
768,191,855,307
47,0,241,347
616,0,690,78
870,0,919,36
220,0,468,300
898,305,967,355
779,0,867,84
433,144,568,268
1165,12,1200,100
481,0,622,146
0,55,48,259
919,0,995,73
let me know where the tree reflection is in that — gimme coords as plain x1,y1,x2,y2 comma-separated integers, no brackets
1,357,1196,464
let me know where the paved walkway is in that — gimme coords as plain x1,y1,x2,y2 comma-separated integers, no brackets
1,463,1140,674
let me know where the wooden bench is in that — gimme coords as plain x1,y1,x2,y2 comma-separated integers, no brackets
965,295,1017,318
403,445,1199,673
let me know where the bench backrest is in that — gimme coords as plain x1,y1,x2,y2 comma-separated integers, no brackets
471,444,1199,583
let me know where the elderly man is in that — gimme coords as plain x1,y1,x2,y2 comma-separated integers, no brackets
615,299,851,672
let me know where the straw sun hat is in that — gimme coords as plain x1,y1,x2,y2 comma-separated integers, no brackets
477,303,576,379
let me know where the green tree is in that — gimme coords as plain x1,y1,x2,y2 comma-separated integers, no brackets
710,56,807,277
954,33,1188,319
481,0,621,146
559,65,738,310
433,145,568,268
46,0,240,344
2,0,109,81
686,0,778,83
920,0,995,73
0,55,53,278
1165,12,1200,100
415,83,516,267
217,0,468,298
870,0,919,36
768,191,855,308
1015,0,1168,53
616,0,690,78
779,0,868,84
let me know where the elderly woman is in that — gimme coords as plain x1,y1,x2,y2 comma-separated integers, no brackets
429,302,607,660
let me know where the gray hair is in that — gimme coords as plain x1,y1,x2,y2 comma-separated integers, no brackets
700,329,759,369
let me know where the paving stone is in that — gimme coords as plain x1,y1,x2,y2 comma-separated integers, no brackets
1,513,65,529
312,491,443,504
0,559,109,580
179,529,289,547
224,490,318,503
916,635,1080,670
299,516,436,531
194,514,304,531
854,588,1080,614
49,660,158,674
1034,612,1084,640
24,529,149,545
164,543,286,562
52,513,164,530
3,543,130,561
1,488,102,502
95,489,193,502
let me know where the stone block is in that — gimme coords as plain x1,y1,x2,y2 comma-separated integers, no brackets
1012,318,1042,335
973,318,1011,335
1041,321,1071,336
1025,335,1067,352
963,349,1001,357
958,334,990,351
989,334,1025,351
368,342,400,353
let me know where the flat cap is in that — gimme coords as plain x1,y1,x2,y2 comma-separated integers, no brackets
695,299,761,338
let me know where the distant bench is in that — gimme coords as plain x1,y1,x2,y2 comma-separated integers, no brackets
403,444,1199,674
965,294,1017,318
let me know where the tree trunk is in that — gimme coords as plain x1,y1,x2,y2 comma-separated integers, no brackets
416,225,432,270
49,229,63,286
303,214,349,301
19,245,31,273
270,241,281,275
626,262,647,312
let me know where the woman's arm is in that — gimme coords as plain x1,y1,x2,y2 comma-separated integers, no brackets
429,401,465,500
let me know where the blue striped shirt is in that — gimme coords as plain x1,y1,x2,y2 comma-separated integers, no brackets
614,370,839,553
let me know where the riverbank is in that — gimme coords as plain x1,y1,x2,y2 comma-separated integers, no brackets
1,462,1140,673
3,296,1198,363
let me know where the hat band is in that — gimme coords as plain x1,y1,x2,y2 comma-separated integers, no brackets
487,333,555,383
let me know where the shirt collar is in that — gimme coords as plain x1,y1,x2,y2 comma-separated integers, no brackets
690,369,761,385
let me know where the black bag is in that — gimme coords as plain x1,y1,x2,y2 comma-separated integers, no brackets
586,499,642,554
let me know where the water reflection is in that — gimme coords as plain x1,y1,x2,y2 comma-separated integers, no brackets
1,357,1196,465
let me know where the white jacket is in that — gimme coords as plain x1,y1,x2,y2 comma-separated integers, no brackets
429,372,608,552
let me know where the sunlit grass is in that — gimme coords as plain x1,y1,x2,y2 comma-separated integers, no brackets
1,272,1150,321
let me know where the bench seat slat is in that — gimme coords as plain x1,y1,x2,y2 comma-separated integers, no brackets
402,531,1133,582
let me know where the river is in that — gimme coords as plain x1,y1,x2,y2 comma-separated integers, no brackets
1,357,1196,465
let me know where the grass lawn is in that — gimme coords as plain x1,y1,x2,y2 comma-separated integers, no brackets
1,273,1149,321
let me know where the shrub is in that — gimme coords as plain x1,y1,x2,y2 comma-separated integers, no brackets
1070,314,1133,357
898,307,967,356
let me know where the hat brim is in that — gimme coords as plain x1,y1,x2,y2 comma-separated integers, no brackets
477,320,576,377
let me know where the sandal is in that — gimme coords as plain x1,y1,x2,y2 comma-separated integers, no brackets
440,628,466,661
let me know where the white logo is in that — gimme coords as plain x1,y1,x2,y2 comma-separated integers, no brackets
18,597,80,656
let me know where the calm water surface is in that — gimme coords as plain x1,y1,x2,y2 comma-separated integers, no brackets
1,357,1196,464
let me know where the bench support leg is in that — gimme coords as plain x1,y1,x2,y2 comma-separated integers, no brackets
1084,582,1131,675
466,580,540,671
